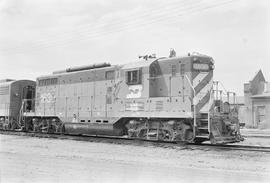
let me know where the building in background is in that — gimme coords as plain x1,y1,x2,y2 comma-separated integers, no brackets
239,70,270,129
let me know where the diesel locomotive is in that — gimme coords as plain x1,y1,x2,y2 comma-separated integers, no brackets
0,53,241,144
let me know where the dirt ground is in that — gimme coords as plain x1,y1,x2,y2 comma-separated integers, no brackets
0,134,269,183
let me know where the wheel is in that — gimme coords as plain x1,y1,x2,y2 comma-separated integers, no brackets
137,129,147,139
157,129,173,141
174,124,194,142
184,129,194,142
127,129,136,138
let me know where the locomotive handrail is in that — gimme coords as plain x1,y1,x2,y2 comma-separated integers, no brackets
208,88,214,133
147,76,164,80
148,75,185,80
184,74,197,138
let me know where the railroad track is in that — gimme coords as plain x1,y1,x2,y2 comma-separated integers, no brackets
1,130,270,153
189,143,270,152
241,135,270,138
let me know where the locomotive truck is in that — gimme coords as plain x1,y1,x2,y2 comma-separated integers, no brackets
0,53,241,144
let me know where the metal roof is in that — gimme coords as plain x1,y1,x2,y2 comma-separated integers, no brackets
122,59,156,70
0,80,15,87
0,79,35,87
0,79,15,83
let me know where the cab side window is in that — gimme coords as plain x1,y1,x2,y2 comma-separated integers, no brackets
126,70,141,85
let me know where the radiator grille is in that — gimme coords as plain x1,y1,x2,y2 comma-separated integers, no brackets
0,86,9,95
155,101,163,111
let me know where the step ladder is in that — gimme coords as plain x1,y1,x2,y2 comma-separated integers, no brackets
196,112,210,138
18,100,26,129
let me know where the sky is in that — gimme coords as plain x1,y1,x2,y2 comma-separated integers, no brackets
0,0,269,96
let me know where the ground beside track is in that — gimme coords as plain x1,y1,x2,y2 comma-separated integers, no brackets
240,128,270,138
235,128,270,147
0,134,269,183
234,136,270,147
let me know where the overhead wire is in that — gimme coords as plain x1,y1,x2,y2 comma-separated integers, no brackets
0,0,199,52
0,0,235,53
0,0,195,52
0,0,237,54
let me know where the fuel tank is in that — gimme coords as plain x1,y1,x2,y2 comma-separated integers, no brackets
63,122,124,136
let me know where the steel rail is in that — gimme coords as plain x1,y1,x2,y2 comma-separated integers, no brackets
1,130,270,153
188,143,270,153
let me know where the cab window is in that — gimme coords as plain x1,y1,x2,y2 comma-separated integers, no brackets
126,70,141,85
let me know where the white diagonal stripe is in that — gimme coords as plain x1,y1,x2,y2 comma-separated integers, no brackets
200,92,214,112
193,72,209,88
193,78,213,105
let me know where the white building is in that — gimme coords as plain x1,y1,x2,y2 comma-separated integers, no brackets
239,70,270,129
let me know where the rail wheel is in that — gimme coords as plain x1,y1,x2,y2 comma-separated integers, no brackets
173,123,193,142
158,129,173,141
184,129,194,142
137,129,148,139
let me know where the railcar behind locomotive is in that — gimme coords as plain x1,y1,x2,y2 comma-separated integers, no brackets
0,53,242,144
0,79,35,129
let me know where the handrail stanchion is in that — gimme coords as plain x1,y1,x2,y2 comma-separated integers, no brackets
184,75,196,138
